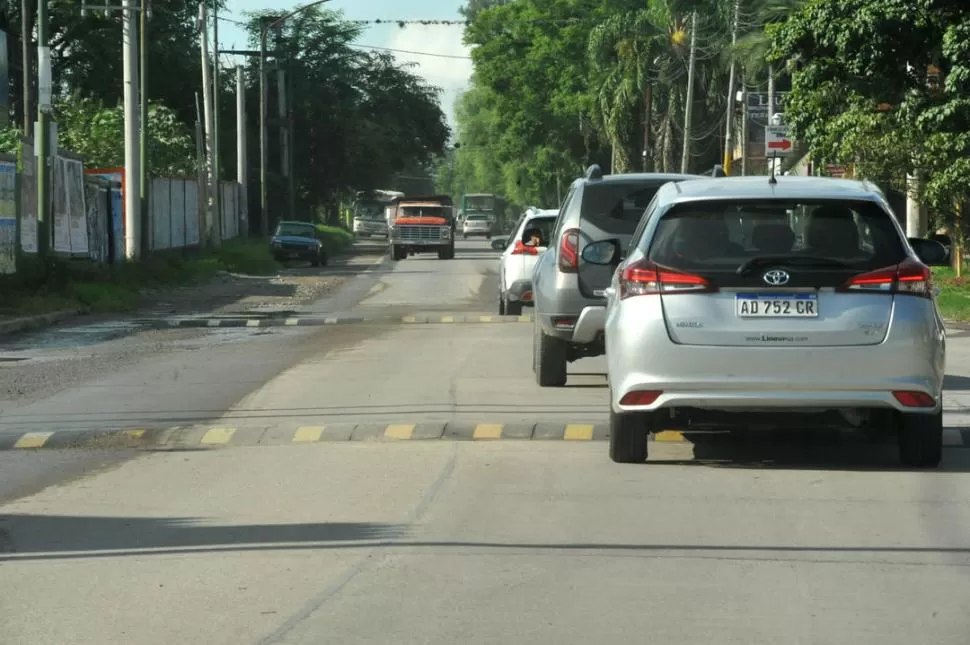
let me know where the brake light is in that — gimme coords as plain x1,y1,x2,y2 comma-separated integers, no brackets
511,241,538,256
843,258,932,298
618,260,712,299
558,228,580,272
892,390,936,408
620,390,663,406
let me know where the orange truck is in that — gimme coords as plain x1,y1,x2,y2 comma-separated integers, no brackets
387,194,456,260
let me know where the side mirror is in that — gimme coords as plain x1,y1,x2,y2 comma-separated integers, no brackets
909,237,948,266
490,238,507,251
581,239,621,265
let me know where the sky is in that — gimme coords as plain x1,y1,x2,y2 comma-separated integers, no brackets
220,0,473,131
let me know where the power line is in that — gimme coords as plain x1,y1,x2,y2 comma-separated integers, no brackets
351,44,472,60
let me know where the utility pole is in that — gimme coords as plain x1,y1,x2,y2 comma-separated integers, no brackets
236,65,248,237
286,66,296,221
641,84,652,172
36,0,51,260
140,0,151,256
723,0,740,175
21,0,32,136
258,19,269,236
199,2,218,247
277,63,288,220
212,0,221,241
680,11,698,174
121,1,141,259
194,92,206,239
740,80,749,176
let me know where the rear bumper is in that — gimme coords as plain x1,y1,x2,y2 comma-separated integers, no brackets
506,279,534,303
607,313,945,416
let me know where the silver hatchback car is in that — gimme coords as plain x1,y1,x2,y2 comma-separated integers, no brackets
584,176,949,468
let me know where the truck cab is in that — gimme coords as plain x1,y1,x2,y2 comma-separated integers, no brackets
388,194,456,261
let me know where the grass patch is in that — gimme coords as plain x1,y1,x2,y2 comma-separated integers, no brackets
315,224,355,256
933,266,970,321
0,240,283,317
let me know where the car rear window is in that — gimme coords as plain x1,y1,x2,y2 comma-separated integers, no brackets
646,200,906,271
519,216,557,246
580,181,670,235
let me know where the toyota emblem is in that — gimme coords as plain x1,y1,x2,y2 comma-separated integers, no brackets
763,269,790,286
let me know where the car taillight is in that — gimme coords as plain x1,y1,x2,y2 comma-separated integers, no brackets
618,260,711,299
892,390,936,408
558,228,579,272
843,258,932,298
511,241,538,255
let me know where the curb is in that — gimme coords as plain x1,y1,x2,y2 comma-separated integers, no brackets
132,313,534,329
0,423,967,452
0,310,80,337
945,320,970,331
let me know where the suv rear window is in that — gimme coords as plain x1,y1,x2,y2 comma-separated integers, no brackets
580,182,669,235
647,200,906,272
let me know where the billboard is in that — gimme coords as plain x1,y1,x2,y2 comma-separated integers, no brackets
0,31,8,126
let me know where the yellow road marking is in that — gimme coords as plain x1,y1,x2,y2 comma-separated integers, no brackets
440,315,454,323
284,318,299,326
246,319,261,327
324,317,339,324
655,430,684,442
384,424,415,440
563,424,594,440
200,427,236,445
14,431,55,449
479,316,493,323
402,316,417,323
473,424,503,439
293,426,325,443
122,429,146,439
517,315,531,322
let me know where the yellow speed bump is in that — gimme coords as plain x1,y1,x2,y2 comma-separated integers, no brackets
293,426,325,443
384,424,415,440
201,427,236,445
473,424,503,440
654,430,684,442
563,424,594,441
14,431,55,449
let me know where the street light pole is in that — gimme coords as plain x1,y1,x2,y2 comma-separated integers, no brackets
36,0,52,260
140,0,151,256
257,0,332,235
212,0,221,241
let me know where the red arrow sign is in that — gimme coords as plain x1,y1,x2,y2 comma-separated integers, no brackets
767,139,792,151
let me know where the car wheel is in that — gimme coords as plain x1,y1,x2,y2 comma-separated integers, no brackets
609,406,650,464
534,319,567,387
391,245,406,261
506,297,523,316
499,293,506,315
897,409,943,468
438,245,455,260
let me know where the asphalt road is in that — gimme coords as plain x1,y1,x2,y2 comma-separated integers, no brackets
2,238,970,644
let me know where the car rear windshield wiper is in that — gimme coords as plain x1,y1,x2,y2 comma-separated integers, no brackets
736,255,850,276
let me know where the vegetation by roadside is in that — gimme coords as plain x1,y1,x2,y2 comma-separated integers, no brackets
0,228,355,318
933,267,970,322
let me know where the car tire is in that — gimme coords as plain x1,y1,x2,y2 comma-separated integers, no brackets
499,293,506,315
897,409,943,468
438,245,455,260
609,407,650,464
391,245,406,261
505,297,523,316
534,319,567,387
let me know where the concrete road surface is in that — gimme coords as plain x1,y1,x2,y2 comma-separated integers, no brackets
2,239,970,644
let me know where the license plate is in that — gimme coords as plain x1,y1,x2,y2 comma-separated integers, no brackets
288,252,302,259
736,293,818,317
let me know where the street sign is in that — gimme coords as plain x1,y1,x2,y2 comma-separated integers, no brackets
765,126,793,156
826,164,847,177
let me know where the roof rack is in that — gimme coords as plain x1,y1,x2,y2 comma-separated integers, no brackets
711,165,726,177
585,164,603,180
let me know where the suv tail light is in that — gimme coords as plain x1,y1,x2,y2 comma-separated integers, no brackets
619,260,712,299
843,258,932,298
558,228,580,272
511,241,538,256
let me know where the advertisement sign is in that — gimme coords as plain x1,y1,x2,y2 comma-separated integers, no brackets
52,156,89,255
0,160,15,273
0,32,9,126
